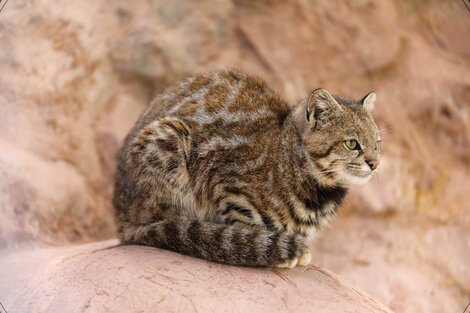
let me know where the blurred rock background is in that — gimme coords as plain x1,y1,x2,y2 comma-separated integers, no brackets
0,0,469,312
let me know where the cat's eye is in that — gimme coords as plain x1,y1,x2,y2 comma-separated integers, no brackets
344,139,360,150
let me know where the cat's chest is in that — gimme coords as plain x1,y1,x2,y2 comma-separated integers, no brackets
309,185,346,216
285,185,347,240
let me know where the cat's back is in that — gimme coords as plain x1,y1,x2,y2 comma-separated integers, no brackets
139,70,291,135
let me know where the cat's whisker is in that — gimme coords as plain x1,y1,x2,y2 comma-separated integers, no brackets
378,127,394,136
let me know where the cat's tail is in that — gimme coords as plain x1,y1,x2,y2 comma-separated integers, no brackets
120,218,310,267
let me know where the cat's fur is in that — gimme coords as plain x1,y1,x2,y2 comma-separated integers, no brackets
113,69,380,268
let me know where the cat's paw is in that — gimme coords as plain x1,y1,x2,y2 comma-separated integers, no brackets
297,248,312,266
275,249,311,268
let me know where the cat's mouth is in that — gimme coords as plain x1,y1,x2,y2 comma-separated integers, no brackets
339,163,376,185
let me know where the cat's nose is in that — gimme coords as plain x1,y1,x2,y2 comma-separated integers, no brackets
366,159,379,170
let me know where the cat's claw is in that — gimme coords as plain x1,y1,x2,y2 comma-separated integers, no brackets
275,249,311,268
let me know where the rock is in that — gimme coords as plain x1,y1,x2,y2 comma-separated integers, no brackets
0,240,394,313
1,0,469,312
311,216,470,313
0,139,115,247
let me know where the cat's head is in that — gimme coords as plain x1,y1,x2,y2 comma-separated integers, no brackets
300,88,381,186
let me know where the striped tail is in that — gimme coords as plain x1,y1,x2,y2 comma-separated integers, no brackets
121,218,308,267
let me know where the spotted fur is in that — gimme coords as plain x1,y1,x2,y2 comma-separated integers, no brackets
113,69,380,267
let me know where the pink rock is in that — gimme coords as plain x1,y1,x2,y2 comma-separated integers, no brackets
0,1,469,312
0,240,394,313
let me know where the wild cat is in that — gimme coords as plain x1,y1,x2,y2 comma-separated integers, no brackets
113,69,380,268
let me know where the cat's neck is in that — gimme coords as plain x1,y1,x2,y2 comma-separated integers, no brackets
279,101,348,193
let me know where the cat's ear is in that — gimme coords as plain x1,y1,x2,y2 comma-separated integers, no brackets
361,92,376,111
306,88,342,125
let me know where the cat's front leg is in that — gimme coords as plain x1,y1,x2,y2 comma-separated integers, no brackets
275,248,311,268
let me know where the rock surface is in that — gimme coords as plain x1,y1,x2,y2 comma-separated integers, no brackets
0,0,469,312
0,240,394,313
312,216,470,313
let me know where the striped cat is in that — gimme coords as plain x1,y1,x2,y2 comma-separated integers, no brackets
113,70,380,268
